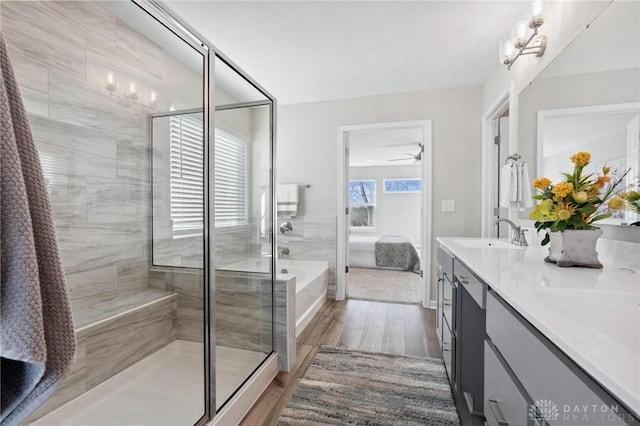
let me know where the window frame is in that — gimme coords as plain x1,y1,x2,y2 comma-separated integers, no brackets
348,179,377,231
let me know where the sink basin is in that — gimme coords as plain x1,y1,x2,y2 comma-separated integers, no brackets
453,239,524,249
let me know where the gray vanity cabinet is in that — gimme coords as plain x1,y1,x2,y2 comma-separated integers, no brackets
437,245,486,418
437,246,456,386
486,289,638,425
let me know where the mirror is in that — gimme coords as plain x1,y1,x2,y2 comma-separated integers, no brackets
519,0,640,226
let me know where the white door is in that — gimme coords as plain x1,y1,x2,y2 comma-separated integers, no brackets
494,115,510,237
343,133,351,290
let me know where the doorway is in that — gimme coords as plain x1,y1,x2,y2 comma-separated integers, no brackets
336,121,432,308
481,86,516,238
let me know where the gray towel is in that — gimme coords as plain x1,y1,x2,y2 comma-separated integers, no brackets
0,34,76,425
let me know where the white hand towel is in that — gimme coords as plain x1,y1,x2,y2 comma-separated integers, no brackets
510,164,518,202
519,162,533,209
499,164,512,208
277,184,298,217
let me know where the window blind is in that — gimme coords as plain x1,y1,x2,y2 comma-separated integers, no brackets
214,128,248,229
170,114,204,233
169,116,248,235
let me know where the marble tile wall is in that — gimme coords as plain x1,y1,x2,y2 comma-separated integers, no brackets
277,216,338,298
27,293,177,423
150,268,273,352
274,277,296,372
1,1,165,313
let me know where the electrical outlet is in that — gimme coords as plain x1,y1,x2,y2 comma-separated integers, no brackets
442,200,455,212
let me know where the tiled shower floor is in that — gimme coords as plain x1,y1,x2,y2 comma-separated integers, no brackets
32,341,267,426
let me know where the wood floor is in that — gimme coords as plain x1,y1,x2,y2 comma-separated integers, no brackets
240,299,443,425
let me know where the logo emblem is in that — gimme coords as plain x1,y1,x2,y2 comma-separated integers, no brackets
529,399,559,422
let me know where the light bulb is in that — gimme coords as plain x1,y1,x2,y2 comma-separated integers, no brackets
500,38,515,65
529,0,544,28
106,72,116,93
512,18,528,48
150,91,157,103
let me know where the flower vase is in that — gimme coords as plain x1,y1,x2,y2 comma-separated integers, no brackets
544,229,603,268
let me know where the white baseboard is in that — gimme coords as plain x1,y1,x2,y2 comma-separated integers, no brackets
210,353,278,426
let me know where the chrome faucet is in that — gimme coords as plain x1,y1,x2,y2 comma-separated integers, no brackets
277,247,290,258
495,218,528,246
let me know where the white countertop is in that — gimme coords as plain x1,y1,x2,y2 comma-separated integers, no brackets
437,237,640,418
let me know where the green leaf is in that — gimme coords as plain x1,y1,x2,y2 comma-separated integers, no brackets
541,233,550,246
589,213,612,223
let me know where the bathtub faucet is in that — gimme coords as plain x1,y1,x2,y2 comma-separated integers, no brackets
278,247,290,258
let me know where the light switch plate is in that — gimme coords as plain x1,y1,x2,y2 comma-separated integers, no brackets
442,200,455,212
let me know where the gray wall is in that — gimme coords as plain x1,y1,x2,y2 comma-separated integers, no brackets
277,85,484,302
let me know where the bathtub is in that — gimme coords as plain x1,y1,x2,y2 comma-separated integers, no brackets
277,259,328,337
218,257,328,337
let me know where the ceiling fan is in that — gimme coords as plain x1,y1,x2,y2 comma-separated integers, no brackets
389,143,423,162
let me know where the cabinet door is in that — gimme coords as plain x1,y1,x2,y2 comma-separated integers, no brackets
437,267,444,345
442,316,455,386
485,340,538,426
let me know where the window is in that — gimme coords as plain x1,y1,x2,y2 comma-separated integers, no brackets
383,178,422,193
169,115,248,237
349,180,376,228
214,129,248,230
170,113,204,236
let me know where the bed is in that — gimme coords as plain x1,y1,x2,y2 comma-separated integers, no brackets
349,234,420,272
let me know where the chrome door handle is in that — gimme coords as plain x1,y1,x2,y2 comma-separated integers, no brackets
488,399,509,426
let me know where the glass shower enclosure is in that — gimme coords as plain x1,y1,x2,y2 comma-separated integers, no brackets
1,0,276,424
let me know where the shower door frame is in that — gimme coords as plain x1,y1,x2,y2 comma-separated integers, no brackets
130,1,278,425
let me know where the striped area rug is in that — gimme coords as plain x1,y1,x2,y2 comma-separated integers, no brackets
278,346,460,425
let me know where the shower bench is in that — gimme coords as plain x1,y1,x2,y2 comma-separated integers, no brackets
26,289,178,423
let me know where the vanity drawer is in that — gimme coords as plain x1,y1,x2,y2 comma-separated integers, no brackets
437,245,454,281
442,274,455,332
484,340,537,426
486,290,634,425
442,316,455,385
454,259,486,308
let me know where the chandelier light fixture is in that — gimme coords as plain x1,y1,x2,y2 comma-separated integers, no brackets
500,0,547,69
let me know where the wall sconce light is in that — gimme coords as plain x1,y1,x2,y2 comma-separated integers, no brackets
500,0,547,69
106,72,117,93
126,82,138,101
104,73,154,105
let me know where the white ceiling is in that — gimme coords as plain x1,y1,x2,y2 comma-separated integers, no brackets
349,126,424,167
166,1,528,105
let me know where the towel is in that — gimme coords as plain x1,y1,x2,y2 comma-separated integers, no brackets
500,162,533,210
1,34,76,425
499,164,513,208
277,184,298,217
519,162,532,210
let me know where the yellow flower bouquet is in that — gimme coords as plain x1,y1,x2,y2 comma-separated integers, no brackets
530,151,630,245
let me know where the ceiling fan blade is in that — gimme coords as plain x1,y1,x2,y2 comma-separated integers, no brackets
389,158,413,162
